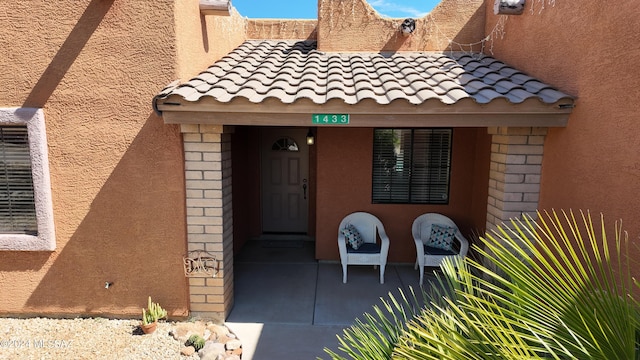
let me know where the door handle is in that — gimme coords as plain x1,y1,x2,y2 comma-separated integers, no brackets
303,179,308,200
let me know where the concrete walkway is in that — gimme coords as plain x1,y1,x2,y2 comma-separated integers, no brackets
225,241,434,359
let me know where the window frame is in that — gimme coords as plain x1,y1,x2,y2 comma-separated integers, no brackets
372,128,453,205
0,108,55,251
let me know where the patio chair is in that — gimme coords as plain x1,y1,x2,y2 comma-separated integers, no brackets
338,212,390,284
413,213,469,285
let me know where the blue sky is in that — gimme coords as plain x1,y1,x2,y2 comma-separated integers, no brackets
232,0,441,19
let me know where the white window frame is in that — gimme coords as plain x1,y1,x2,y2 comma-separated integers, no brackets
0,108,55,251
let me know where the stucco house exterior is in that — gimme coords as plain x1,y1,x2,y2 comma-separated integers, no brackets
1,0,638,322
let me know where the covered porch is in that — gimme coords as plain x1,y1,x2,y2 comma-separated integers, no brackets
152,39,573,321
226,239,432,359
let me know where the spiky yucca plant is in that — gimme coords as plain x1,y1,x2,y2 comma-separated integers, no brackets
323,210,640,360
323,288,425,360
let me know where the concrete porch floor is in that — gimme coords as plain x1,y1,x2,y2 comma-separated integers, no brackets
225,240,437,359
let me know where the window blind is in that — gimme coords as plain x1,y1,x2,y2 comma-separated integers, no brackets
372,128,452,204
0,126,37,234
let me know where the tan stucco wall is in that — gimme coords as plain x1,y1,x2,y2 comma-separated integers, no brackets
175,4,248,81
484,2,640,252
317,0,485,52
0,0,494,318
246,20,318,40
315,127,488,262
0,0,191,318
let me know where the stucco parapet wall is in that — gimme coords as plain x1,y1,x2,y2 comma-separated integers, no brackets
247,19,318,40
317,0,486,52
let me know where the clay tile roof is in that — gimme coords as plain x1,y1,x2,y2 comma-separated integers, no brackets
154,40,573,110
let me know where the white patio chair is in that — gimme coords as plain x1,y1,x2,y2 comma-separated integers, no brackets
337,212,390,284
413,213,469,285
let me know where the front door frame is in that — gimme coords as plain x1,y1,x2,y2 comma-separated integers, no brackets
259,127,311,234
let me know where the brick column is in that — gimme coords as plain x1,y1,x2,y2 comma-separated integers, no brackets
181,124,234,323
486,127,547,232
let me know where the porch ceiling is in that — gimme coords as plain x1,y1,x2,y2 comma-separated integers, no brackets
153,40,574,127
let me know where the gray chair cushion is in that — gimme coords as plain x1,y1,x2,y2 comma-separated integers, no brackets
347,243,381,254
423,244,457,256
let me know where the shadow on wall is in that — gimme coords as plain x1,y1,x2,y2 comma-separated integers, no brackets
20,115,189,318
0,252,51,273
23,0,115,108
200,13,210,53
450,6,486,52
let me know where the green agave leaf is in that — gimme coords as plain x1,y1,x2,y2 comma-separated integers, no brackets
324,210,639,360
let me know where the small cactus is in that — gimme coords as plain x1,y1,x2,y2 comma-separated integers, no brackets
142,308,155,325
141,296,167,325
187,334,206,351
147,296,167,320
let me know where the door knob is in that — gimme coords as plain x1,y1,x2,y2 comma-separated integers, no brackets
303,179,308,199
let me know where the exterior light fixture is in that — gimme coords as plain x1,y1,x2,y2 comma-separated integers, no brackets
494,0,525,15
306,129,315,145
199,0,231,16
401,18,416,36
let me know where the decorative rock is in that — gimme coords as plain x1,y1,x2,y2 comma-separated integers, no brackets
199,341,226,360
226,347,242,357
0,318,240,360
181,346,196,356
217,334,231,344
207,324,230,339
167,321,241,358
171,321,206,343
225,339,242,351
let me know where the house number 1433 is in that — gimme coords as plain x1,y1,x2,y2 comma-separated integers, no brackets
312,114,350,124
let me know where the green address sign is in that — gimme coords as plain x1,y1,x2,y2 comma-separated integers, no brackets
312,114,350,125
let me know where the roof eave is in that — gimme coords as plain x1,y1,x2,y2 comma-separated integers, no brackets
154,96,574,128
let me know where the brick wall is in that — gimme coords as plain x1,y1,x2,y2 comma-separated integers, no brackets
486,127,547,231
181,124,234,323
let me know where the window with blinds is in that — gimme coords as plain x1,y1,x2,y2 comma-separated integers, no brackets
372,128,452,204
0,126,37,235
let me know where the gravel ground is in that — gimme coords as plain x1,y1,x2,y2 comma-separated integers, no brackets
0,317,200,360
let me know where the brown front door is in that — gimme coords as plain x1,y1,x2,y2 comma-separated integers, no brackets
260,128,309,233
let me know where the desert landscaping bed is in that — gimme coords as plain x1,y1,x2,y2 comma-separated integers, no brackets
0,317,242,359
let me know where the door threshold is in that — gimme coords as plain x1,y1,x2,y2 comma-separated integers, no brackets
254,234,315,242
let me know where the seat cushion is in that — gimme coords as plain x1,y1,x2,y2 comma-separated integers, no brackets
423,245,457,256
426,223,456,251
347,242,381,254
341,224,364,250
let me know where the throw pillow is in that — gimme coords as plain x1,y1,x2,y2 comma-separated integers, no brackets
341,224,364,250
427,223,456,251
